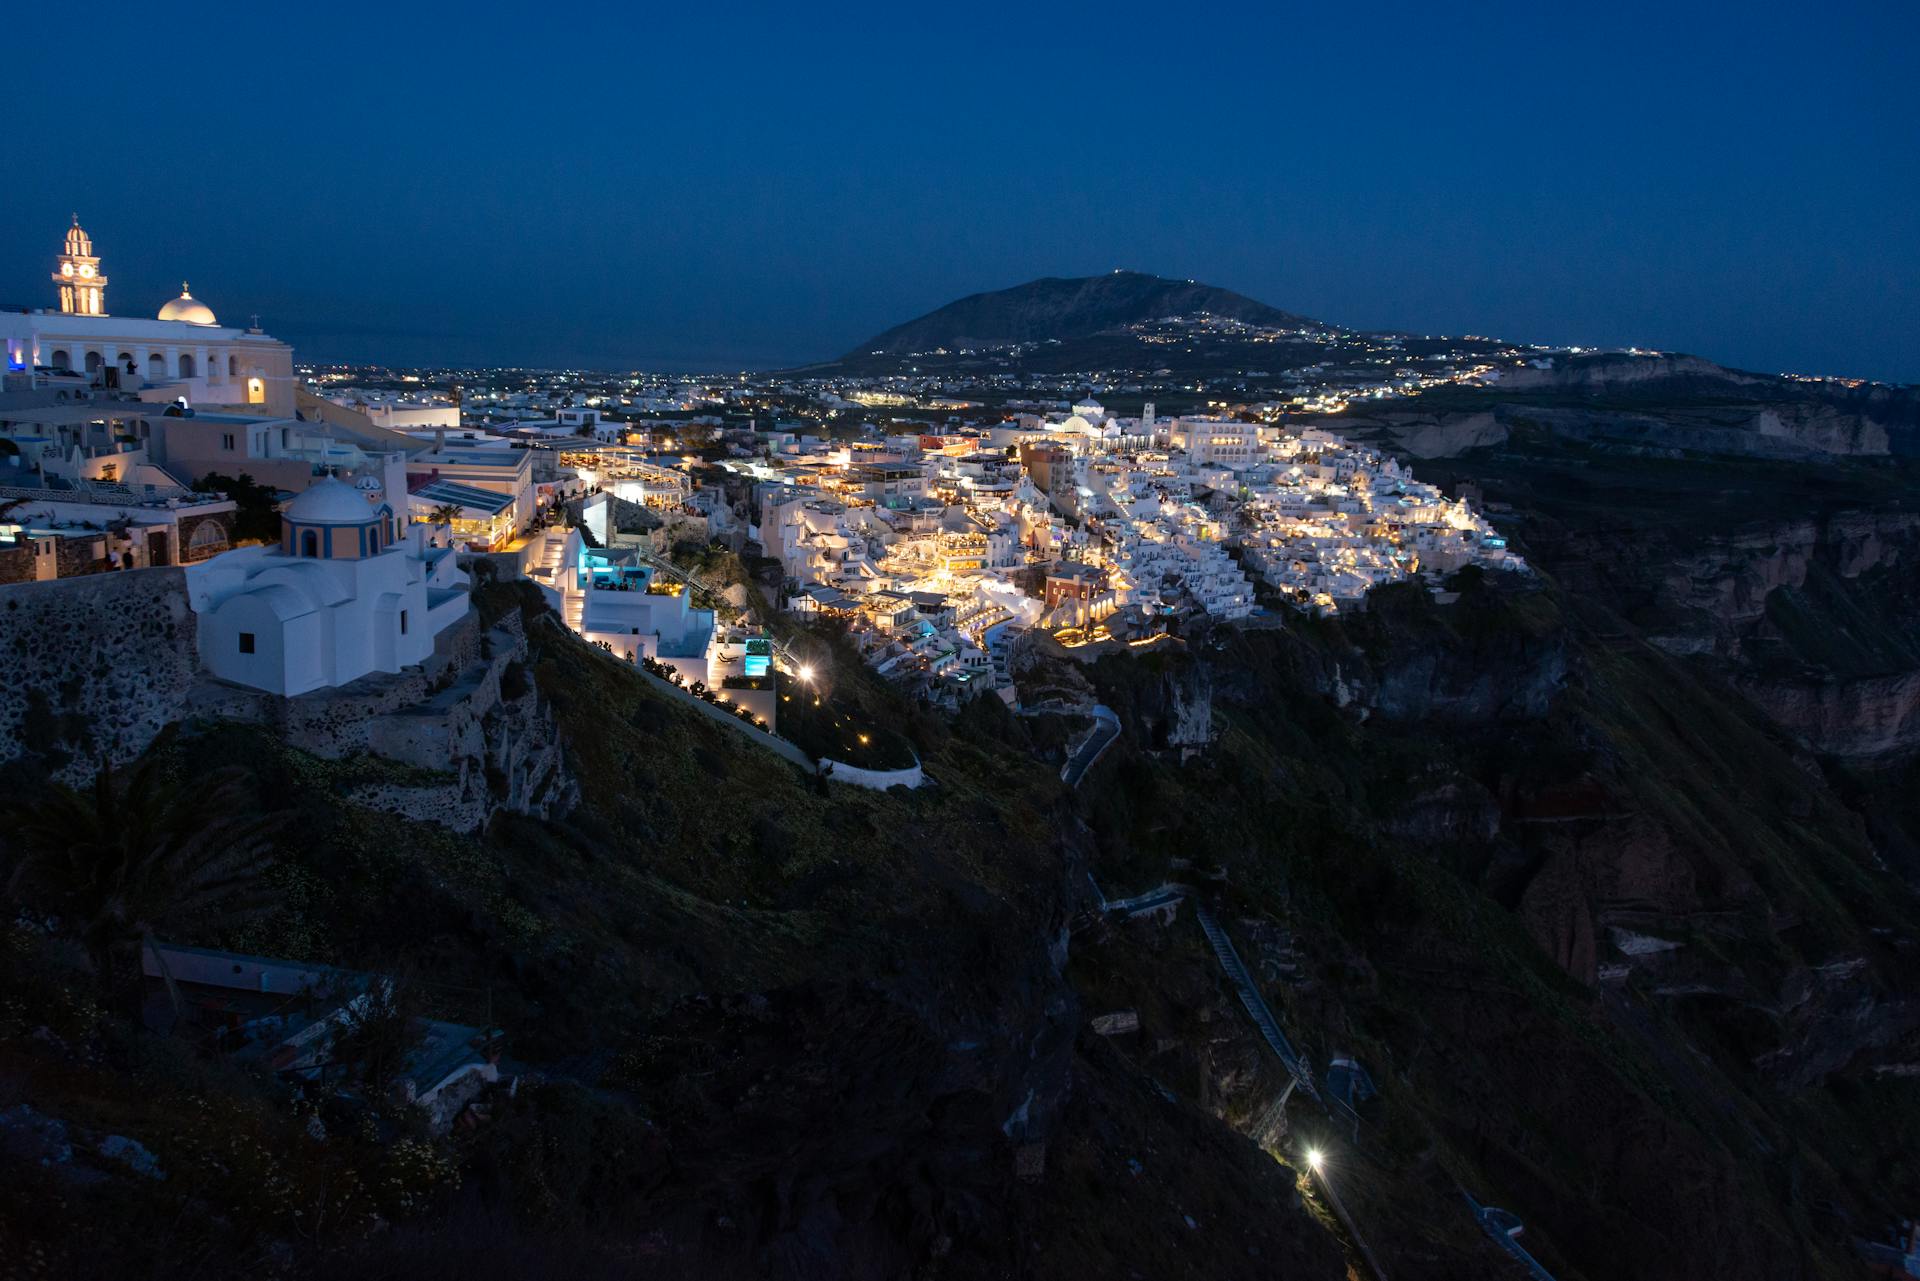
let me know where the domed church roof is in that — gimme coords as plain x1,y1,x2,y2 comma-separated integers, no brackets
158,282,217,325
285,476,381,525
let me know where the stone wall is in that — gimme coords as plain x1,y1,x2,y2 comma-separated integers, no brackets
0,543,32,586
0,569,200,780
175,510,233,564
55,534,112,578
196,610,578,833
187,612,487,759
0,569,575,830
817,757,925,791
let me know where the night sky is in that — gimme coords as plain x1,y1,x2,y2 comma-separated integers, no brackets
4,1,1914,379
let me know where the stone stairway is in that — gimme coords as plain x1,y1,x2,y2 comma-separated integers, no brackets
538,530,566,577
537,532,585,631
1193,901,1319,1102
528,531,584,629
1467,1197,1561,1281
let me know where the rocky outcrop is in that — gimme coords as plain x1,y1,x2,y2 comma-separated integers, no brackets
193,611,578,831
1330,397,1900,461
1514,402,1890,458
1739,669,1920,760
334,617,577,831
1638,512,1920,652
1331,407,1508,458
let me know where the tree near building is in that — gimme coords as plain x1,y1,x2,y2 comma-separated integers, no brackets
1,754,286,1021
195,472,283,545
426,503,465,543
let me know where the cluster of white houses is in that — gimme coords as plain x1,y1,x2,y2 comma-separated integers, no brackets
2,214,1523,714
715,394,1521,703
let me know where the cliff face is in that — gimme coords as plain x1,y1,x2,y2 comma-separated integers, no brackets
1064,577,1920,1279
1314,357,1920,765
1330,352,1920,462
1336,396,1905,461
1515,508,1920,758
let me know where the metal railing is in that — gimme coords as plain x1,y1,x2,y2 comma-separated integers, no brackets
0,478,211,507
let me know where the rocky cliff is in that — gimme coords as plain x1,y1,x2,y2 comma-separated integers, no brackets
1049,571,1920,1279
1329,352,1920,462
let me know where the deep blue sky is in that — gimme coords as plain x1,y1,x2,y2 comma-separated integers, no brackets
5,1,1915,379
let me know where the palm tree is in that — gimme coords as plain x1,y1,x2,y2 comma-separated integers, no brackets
3,755,286,1022
426,502,465,545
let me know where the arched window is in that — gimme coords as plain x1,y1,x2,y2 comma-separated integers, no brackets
84,351,102,375
49,349,70,370
147,353,166,379
186,520,228,561
179,353,196,378
228,354,238,377
300,529,319,558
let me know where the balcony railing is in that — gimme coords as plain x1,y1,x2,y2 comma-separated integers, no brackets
0,476,215,506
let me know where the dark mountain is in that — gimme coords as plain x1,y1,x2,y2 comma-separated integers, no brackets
847,270,1322,358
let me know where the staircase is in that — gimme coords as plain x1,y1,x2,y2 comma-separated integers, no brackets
1193,902,1319,1101
633,546,805,669
532,530,585,631
537,529,567,578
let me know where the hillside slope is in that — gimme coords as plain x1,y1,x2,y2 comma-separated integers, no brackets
848,270,1321,357
9,398,1920,1278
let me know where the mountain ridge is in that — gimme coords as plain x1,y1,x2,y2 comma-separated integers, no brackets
846,270,1324,358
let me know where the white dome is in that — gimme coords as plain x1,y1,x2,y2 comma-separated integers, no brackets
285,477,379,524
158,282,217,326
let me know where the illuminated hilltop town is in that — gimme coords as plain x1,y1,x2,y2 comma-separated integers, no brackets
0,212,1520,1145
1,215,1523,754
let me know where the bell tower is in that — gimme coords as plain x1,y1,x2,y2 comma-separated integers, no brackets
53,214,108,316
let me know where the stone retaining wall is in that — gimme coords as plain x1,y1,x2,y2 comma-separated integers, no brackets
816,756,925,791
0,570,199,780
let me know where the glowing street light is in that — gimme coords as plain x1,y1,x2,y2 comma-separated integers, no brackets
1306,1148,1323,1172
797,664,814,682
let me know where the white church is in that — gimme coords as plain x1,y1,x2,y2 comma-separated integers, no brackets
186,476,471,696
2,215,296,417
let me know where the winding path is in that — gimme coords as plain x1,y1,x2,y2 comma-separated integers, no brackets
1093,878,1559,1280
1465,1196,1560,1281
1060,704,1121,787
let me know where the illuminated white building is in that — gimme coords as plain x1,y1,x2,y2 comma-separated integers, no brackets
1167,417,1263,469
187,477,470,696
2,216,297,417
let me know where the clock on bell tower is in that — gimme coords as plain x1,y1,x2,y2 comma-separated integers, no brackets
52,214,108,316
